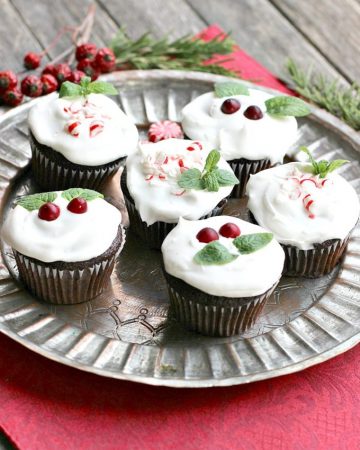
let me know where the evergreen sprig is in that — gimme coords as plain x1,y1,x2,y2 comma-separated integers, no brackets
110,29,239,77
286,59,360,131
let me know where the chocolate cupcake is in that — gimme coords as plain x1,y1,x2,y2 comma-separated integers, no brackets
28,78,139,191
247,151,360,277
181,81,310,197
161,216,285,337
2,188,124,304
123,138,239,249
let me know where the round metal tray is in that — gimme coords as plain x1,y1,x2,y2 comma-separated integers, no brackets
0,70,360,388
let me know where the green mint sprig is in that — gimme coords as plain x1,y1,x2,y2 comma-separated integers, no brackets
16,192,58,211
300,146,349,178
194,232,274,265
214,81,249,98
61,188,104,202
265,95,311,117
59,76,118,98
178,149,239,192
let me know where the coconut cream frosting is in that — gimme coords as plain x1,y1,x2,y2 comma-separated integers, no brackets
162,216,284,297
2,192,122,263
247,162,360,250
28,93,139,166
125,139,236,225
181,88,298,162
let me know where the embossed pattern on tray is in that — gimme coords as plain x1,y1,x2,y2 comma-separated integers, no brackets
0,71,360,387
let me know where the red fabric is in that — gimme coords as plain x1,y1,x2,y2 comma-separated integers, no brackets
1,25,359,450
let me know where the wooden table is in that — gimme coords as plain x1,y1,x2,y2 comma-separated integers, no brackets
0,0,358,448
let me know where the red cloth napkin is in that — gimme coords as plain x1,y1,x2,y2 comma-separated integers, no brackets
1,25,360,450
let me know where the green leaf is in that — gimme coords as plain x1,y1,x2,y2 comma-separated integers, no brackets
233,233,273,254
214,81,249,98
177,168,204,190
326,159,349,175
194,241,238,265
265,96,311,117
61,188,104,202
203,171,219,192
59,81,82,98
16,192,57,211
80,76,91,89
88,81,118,95
213,168,239,187
204,149,221,173
300,146,349,178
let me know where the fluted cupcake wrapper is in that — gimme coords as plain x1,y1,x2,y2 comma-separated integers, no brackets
228,158,272,198
30,134,125,191
164,272,277,337
13,228,125,305
121,170,227,249
283,236,350,278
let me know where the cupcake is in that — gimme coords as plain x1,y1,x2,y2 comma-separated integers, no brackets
29,77,139,191
247,148,360,277
161,216,285,336
122,138,239,249
2,188,124,304
181,81,310,197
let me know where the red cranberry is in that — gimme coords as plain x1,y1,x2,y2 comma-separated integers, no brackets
41,74,58,94
2,87,23,107
54,63,72,83
0,71,17,93
21,75,43,97
244,105,263,120
75,43,97,61
38,202,60,221
24,52,41,70
67,197,88,214
76,59,99,80
219,223,241,238
221,98,241,115
42,64,57,77
68,70,86,84
196,227,219,243
94,48,116,73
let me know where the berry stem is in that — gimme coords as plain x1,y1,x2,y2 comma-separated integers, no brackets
67,4,96,64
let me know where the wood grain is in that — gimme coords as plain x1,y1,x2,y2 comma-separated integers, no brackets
271,0,360,82
186,0,349,83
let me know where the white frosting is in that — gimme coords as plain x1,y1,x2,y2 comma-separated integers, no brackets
2,192,122,263
162,216,284,297
125,139,235,225
181,89,298,163
28,93,139,166
247,162,360,250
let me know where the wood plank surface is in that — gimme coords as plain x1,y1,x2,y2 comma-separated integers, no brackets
186,0,350,83
271,0,360,82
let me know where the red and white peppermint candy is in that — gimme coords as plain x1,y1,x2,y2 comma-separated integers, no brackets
89,120,104,138
67,121,81,137
186,141,202,151
148,120,184,143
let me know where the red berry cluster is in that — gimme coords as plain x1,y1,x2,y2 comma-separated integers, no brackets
0,41,116,108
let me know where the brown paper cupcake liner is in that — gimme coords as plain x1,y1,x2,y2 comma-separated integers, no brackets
228,157,272,198
13,226,125,305
164,271,277,337
121,170,227,249
30,132,125,191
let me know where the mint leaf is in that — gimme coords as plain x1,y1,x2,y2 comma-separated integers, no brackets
88,81,118,95
203,171,219,192
204,149,220,173
213,168,239,187
177,168,204,190
265,96,311,117
300,146,349,178
61,188,104,202
16,192,57,211
80,76,91,89
214,81,249,98
194,241,238,265
233,233,273,254
59,82,82,98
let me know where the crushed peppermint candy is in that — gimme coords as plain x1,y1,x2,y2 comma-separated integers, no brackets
63,99,109,138
148,120,184,143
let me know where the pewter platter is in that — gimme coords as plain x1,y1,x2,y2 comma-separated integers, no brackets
0,70,360,388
